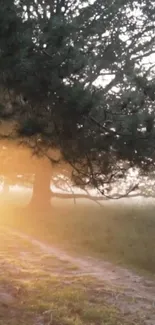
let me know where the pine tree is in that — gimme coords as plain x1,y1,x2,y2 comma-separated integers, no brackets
0,1,155,194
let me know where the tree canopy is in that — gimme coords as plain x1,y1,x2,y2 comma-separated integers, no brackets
1,0,155,196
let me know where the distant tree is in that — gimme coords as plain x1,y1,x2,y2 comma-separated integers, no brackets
0,1,155,199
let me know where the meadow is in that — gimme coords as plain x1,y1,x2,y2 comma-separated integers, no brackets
3,197,155,275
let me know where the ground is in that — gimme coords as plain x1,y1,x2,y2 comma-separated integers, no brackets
0,226,155,325
5,202,155,273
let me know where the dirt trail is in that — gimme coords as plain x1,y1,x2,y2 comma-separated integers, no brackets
2,226,155,324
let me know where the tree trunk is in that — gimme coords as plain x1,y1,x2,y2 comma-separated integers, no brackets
29,164,52,212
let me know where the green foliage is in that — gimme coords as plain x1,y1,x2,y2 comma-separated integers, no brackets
0,0,155,189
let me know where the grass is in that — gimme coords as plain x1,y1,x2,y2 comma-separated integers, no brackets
26,278,123,325
0,228,142,325
0,274,141,325
2,199,155,274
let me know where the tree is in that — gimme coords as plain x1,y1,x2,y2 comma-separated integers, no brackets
0,0,155,199
0,141,53,209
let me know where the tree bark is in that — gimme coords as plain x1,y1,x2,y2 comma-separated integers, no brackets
29,164,52,211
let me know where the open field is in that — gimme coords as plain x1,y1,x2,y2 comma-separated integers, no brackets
2,199,155,274
0,227,146,325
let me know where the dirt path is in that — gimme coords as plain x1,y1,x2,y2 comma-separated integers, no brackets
1,226,155,324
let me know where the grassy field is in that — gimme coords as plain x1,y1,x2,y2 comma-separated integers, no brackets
0,228,143,325
2,199,155,274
